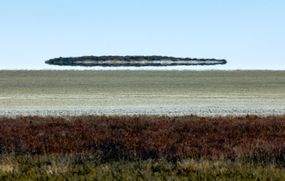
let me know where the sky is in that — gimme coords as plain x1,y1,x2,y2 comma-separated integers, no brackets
0,0,284,70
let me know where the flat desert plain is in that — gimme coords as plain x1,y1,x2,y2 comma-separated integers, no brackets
0,70,284,116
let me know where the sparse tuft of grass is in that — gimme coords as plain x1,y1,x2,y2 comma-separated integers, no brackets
0,158,18,174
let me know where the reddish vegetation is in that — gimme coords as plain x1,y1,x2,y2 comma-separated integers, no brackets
0,115,285,162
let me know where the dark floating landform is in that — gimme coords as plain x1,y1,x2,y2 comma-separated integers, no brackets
45,56,227,67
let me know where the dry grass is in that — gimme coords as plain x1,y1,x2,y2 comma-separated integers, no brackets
0,115,285,163
0,157,18,173
1,155,285,180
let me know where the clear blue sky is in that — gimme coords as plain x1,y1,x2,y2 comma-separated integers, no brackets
0,0,284,69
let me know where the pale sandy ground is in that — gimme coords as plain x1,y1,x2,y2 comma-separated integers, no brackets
0,70,284,117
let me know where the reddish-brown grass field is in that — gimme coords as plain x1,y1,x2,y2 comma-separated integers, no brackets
1,115,285,163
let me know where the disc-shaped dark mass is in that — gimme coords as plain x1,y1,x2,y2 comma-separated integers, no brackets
45,56,227,67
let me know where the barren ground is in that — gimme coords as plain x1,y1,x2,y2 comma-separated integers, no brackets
0,70,284,116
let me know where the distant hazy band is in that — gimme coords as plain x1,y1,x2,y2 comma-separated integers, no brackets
45,56,227,67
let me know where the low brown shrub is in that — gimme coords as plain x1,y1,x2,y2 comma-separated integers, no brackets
0,115,285,162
